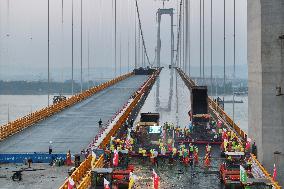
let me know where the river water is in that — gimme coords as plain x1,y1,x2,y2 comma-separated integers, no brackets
0,70,248,133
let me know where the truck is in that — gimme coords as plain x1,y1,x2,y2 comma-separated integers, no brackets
190,86,209,123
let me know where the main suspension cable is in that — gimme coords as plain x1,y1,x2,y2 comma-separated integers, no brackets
135,0,153,67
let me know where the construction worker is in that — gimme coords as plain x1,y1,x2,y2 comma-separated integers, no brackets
138,147,143,155
153,150,159,167
204,153,210,167
142,148,147,163
48,141,53,154
150,149,155,164
183,154,190,166
66,150,72,166
246,157,252,172
98,118,103,127
178,148,183,162
172,147,177,155
189,143,194,156
206,144,212,157
194,147,199,165
224,139,228,152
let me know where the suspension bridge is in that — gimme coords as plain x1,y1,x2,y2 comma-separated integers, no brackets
0,0,283,189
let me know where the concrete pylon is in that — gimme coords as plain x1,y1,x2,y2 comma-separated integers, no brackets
248,0,284,185
156,8,174,67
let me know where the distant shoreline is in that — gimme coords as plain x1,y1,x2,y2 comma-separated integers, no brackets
0,80,102,95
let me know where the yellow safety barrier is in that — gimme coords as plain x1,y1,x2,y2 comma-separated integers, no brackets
59,155,104,189
176,67,281,189
251,154,282,189
0,73,133,141
58,70,160,189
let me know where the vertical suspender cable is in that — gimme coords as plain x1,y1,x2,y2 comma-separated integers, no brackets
134,8,137,69
182,2,185,70
127,40,130,72
47,0,50,106
80,0,83,93
188,0,191,76
71,0,74,95
61,0,64,94
127,0,130,72
199,0,202,79
210,0,213,96
61,0,64,23
114,0,117,77
180,1,183,69
138,27,140,67
88,31,90,89
202,0,205,82
119,35,122,75
223,0,226,107
185,0,188,75
233,0,236,125
6,0,10,72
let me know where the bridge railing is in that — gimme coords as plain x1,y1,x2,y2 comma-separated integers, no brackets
208,98,248,141
58,70,160,189
58,155,104,189
176,67,281,189
0,72,133,141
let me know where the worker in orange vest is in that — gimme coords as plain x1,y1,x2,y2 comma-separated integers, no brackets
194,147,199,165
204,153,210,167
66,150,72,166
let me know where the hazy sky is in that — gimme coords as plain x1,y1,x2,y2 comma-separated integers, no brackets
0,0,247,81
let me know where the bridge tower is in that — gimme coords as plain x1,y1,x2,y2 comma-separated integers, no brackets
156,8,174,67
248,0,284,185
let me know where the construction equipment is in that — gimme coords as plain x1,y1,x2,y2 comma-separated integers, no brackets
136,113,161,144
190,86,209,123
219,152,244,188
91,150,134,189
52,95,66,104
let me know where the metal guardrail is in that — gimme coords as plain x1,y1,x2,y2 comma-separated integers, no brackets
0,73,133,141
58,70,160,189
176,67,281,189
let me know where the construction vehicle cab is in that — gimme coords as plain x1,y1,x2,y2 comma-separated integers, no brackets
91,167,130,189
53,95,66,104
112,150,133,188
91,168,113,189
136,113,161,144
219,152,245,188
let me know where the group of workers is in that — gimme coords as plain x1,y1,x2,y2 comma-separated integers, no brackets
103,121,218,169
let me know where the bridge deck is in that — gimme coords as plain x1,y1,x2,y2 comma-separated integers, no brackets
0,75,148,154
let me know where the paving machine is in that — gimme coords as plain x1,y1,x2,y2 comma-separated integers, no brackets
136,113,161,145
219,152,245,188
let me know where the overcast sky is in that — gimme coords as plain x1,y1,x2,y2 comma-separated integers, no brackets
0,0,247,81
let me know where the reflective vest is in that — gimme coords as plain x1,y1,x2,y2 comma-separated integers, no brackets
178,150,183,157
142,149,147,157
190,146,194,152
